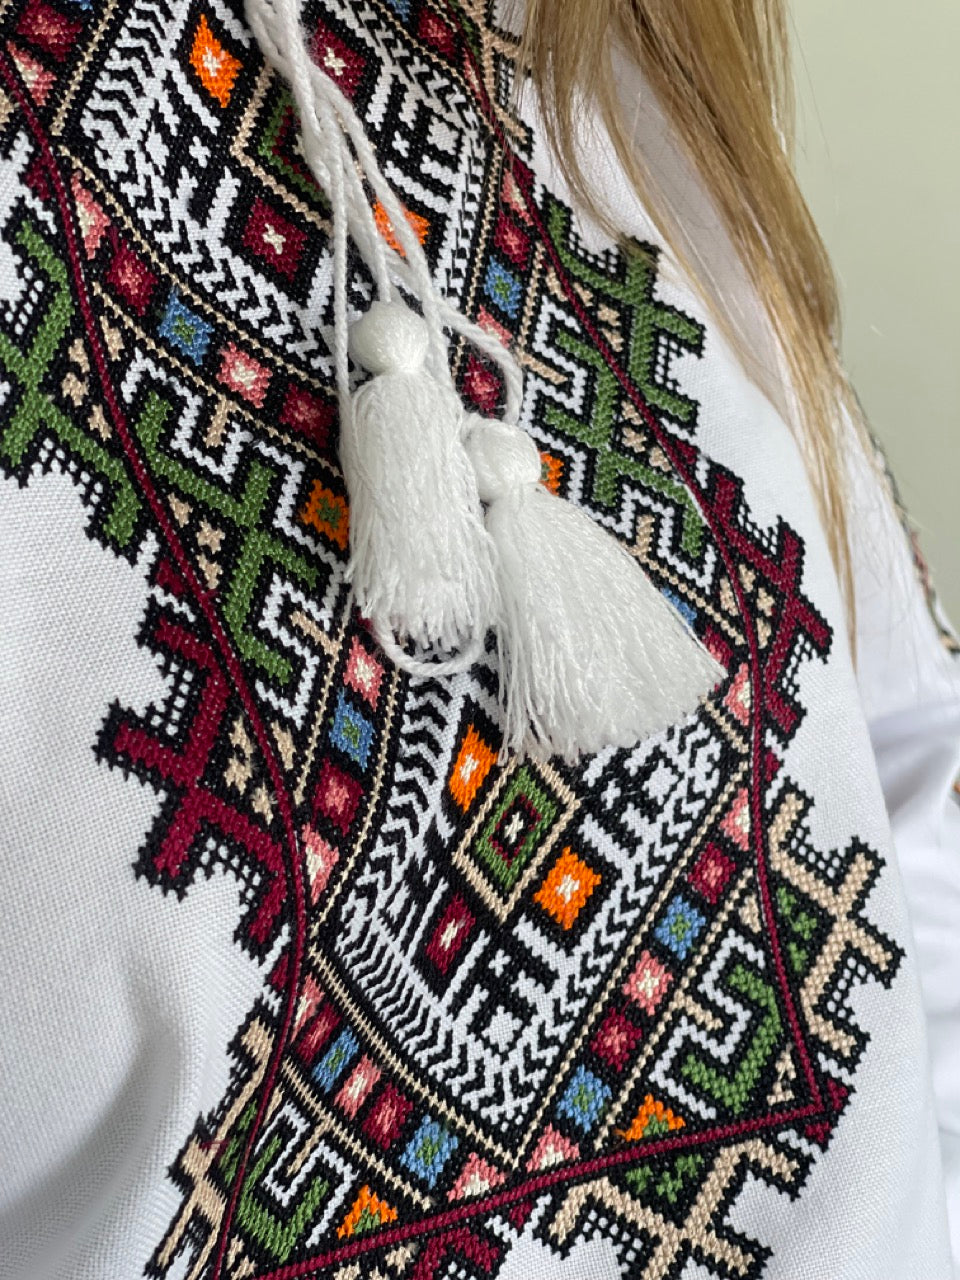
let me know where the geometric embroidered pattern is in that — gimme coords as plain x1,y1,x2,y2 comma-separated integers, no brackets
0,1,902,1278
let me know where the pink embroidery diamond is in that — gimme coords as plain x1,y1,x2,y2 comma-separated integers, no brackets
723,662,751,726
302,823,339,904
314,759,363,835
292,973,324,1040
71,176,110,259
217,343,271,408
8,43,55,105
335,1056,381,1118
623,949,672,1016
343,635,385,709
721,787,751,852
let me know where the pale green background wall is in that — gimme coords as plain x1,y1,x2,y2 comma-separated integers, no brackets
792,0,960,624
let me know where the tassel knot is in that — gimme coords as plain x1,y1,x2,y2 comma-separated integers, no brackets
348,298,429,375
466,418,543,503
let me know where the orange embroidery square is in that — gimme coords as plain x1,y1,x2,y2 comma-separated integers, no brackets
299,480,349,550
534,848,600,930
190,15,241,109
448,724,497,811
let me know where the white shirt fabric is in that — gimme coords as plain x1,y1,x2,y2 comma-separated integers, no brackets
0,3,957,1278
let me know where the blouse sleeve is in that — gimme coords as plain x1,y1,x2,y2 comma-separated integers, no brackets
846,417,960,1268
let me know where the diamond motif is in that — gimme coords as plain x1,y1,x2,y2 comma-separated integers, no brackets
534,847,601,931
655,895,707,960
314,759,363,835
372,199,430,257
590,1009,642,1071
158,290,211,365
399,1118,458,1189
449,723,497,811
472,766,558,892
303,824,339,904
329,690,374,770
217,342,271,407
343,635,384,709
299,480,349,550
312,1029,359,1092
105,243,156,316
335,1057,381,1119
242,197,306,278
424,895,475,975
362,1085,412,1150
556,1067,611,1134
623,950,673,1015
688,842,737,904
189,14,240,108
310,20,366,96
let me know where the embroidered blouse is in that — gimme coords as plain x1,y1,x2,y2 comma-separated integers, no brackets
0,3,957,1279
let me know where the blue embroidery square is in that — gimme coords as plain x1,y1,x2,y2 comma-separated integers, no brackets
484,259,523,318
311,1028,359,1092
158,290,212,365
655,895,707,960
330,689,375,769
557,1066,612,1132
400,1118,458,1188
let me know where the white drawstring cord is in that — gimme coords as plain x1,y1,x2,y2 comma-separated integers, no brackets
247,0,523,418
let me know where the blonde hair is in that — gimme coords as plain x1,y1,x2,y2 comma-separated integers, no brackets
517,0,862,628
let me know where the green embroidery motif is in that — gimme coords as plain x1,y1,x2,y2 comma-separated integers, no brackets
135,392,319,685
0,215,142,548
0,215,325,689
680,963,783,1116
219,1098,332,1266
236,1131,331,1265
543,199,707,558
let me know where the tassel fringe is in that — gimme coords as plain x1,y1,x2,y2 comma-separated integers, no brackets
343,303,499,672
465,418,725,763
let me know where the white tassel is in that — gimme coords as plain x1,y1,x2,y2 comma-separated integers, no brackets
343,300,499,672
247,0,722,758
464,417,726,763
